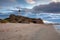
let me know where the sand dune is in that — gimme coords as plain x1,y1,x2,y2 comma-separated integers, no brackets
0,23,60,40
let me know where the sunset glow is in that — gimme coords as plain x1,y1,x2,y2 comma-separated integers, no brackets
26,0,36,4
51,0,60,2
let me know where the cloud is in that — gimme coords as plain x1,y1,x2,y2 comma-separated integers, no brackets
47,14,60,19
0,0,16,3
10,0,16,2
43,20,54,23
26,0,36,4
32,2,60,13
0,0,17,6
0,6,2,9
25,0,52,5
51,0,60,2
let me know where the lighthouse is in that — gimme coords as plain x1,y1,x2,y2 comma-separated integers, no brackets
16,7,21,15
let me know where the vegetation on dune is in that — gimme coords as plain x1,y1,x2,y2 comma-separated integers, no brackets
0,20,9,23
0,14,44,24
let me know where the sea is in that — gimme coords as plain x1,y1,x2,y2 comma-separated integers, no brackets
53,25,60,33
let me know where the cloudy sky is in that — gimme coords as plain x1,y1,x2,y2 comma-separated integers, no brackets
0,0,60,13
0,0,60,9
0,0,60,23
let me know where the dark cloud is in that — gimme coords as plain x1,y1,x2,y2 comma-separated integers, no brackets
0,0,32,9
32,2,60,13
0,0,17,7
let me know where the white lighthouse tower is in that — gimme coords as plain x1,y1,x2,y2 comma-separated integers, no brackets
16,7,21,15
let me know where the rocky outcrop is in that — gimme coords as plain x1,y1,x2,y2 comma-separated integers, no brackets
0,14,44,24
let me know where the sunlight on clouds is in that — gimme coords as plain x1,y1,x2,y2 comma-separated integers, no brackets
25,0,51,5
26,0,36,4
43,20,54,23
51,0,60,2
52,0,57,2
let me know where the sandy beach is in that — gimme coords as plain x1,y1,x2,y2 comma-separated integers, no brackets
0,23,60,40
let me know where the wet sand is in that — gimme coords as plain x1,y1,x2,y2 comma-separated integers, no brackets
0,23,60,40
